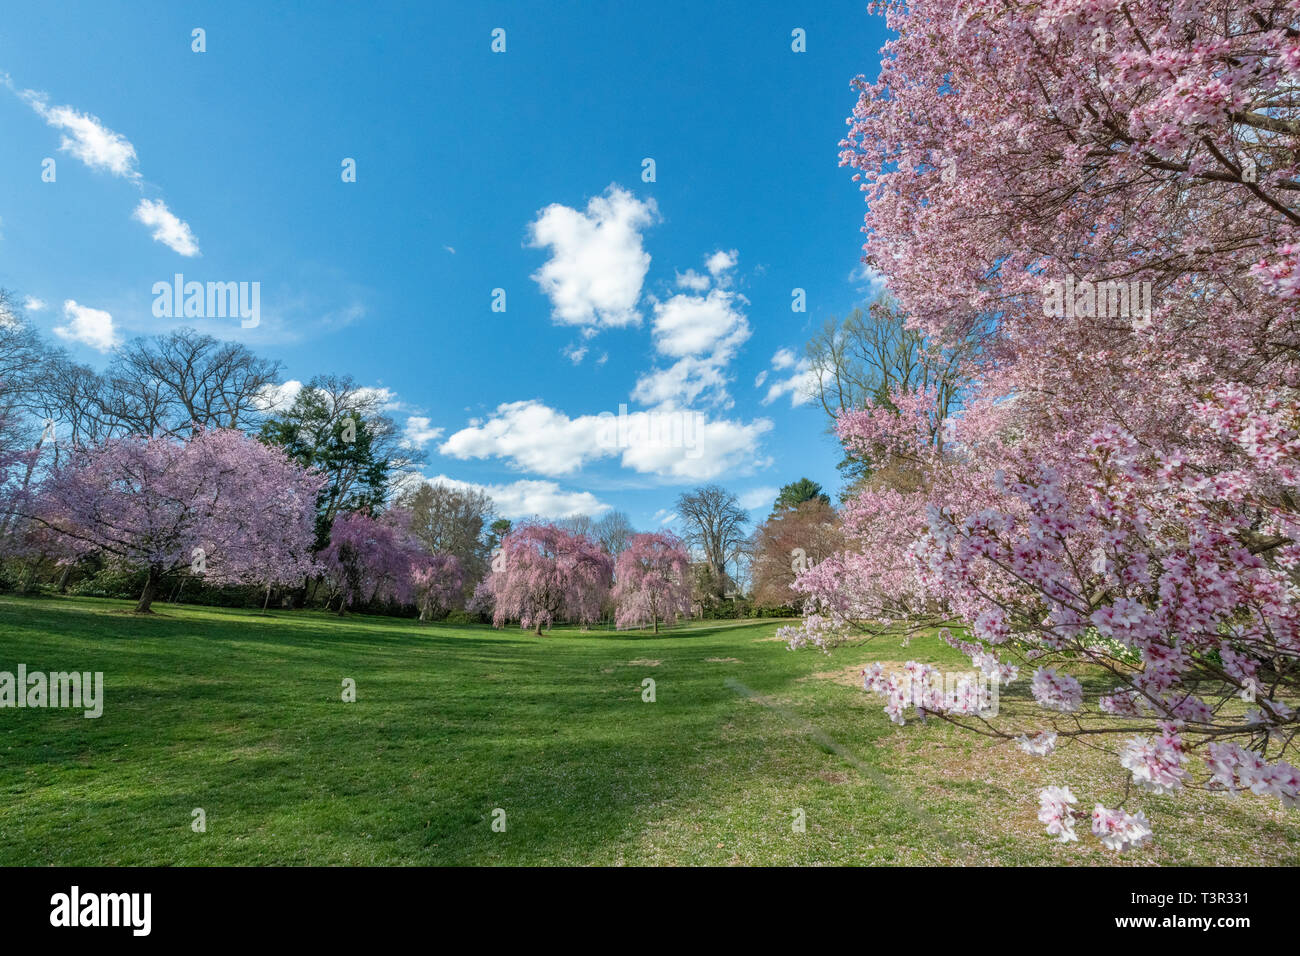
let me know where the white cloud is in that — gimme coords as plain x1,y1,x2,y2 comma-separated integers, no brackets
563,343,588,364
850,261,888,296
421,474,610,520
348,385,402,413
441,400,606,475
631,356,731,409
632,287,750,408
760,348,817,407
739,486,780,510
132,199,200,257
675,268,710,291
706,248,738,282
19,89,140,179
402,416,444,449
11,82,202,262
440,399,772,481
619,413,772,481
527,184,658,329
22,296,46,312
648,290,748,359
54,299,119,352
255,379,303,413
771,348,798,370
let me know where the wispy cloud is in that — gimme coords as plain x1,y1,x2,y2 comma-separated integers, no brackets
16,86,140,180
739,486,779,510
132,199,200,257
760,347,816,407
849,261,888,296
402,416,444,449
7,75,200,257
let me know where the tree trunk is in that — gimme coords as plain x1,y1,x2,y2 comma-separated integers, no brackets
56,563,73,593
534,620,544,636
136,564,162,613
653,617,659,634
263,584,272,611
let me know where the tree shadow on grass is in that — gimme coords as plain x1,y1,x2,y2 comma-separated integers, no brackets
3,595,952,865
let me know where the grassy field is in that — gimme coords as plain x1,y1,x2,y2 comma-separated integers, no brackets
1,594,1296,865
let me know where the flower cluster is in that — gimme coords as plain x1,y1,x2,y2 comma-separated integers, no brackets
789,0,1300,850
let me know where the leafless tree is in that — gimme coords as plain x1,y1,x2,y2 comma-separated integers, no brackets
101,328,284,437
0,293,51,417
592,510,635,556
674,484,748,600
806,294,973,445
556,514,595,539
397,481,496,583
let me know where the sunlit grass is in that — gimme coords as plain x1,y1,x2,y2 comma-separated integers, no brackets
0,595,1293,865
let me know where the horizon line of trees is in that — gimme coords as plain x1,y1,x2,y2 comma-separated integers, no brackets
0,295,842,627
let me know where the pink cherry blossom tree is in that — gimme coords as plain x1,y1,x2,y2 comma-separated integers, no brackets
612,532,691,632
482,522,613,634
783,0,1300,850
29,428,323,612
411,552,466,622
317,509,420,614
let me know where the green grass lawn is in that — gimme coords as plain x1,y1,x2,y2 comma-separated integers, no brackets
1,594,1296,865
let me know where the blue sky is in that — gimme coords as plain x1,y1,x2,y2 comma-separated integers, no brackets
0,0,889,530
